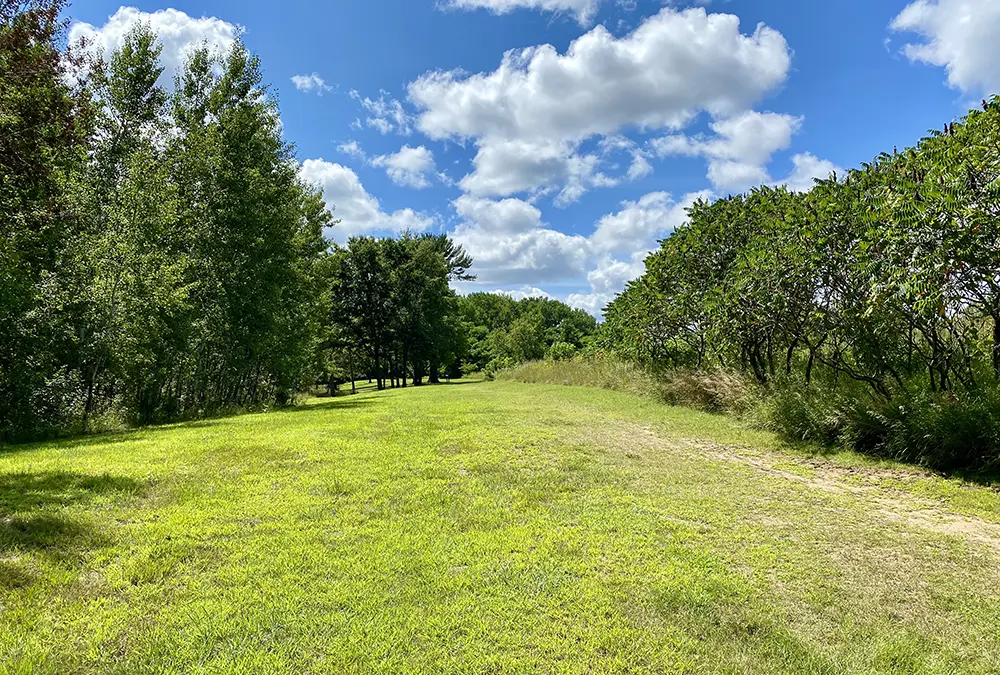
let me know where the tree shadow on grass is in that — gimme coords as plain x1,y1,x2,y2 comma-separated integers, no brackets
0,472,142,589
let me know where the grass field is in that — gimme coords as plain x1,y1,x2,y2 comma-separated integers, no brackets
3,381,1000,674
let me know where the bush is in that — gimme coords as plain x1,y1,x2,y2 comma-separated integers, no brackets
546,342,577,361
841,390,1000,471
756,384,848,446
484,357,517,380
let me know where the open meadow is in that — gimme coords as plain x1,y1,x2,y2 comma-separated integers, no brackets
3,381,1000,674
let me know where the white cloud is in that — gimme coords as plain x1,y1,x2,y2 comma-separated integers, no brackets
566,255,647,316
566,255,646,317
599,135,653,181
452,225,592,284
450,189,706,313
371,145,437,189
590,190,709,255
70,7,238,87
777,152,842,192
892,0,1000,95
627,152,653,180
409,7,790,200
300,159,434,239
651,111,802,191
338,140,367,160
292,73,332,94
351,90,413,135
563,190,705,316
452,195,544,233
449,197,591,284
441,0,603,25
491,286,553,301
411,8,789,141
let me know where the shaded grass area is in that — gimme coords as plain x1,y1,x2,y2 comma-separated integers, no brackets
2,381,1000,673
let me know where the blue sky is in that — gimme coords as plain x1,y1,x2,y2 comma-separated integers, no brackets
69,0,1000,314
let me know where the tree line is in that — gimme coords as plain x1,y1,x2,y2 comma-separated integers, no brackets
600,96,1000,470
459,293,597,376
1,1,597,441
2,2,335,440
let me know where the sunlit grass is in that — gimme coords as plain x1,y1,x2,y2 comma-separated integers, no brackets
2,381,999,673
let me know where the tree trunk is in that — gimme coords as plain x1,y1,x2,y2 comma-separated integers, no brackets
992,314,1000,380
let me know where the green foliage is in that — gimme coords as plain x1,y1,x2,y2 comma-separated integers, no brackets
326,234,471,390
458,293,598,374
601,96,1000,471
545,341,577,361
0,8,332,439
0,0,92,440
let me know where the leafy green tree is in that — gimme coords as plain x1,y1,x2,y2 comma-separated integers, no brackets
0,0,92,439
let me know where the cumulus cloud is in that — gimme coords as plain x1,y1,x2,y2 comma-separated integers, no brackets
450,189,706,313
562,190,706,316
566,255,647,317
411,8,789,141
651,111,802,191
371,145,437,189
590,190,709,255
452,226,591,285
300,159,435,239
351,90,413,135
449,196,591,284
70,7,238,86
440,0,603,25
292,73,332,94
891,0,1000,95
452,195,545,233
409,7,791,200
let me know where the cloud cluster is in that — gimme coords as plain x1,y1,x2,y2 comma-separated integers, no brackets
892,0,1000,96
70,7,238,86
351,90,413,135
299,160,435,239
409,7,791,202
450,189,706,309
651,111,803,192
371,146,438,189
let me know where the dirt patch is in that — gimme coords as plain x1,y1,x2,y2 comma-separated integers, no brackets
692,440,1000,554
567,420,666,455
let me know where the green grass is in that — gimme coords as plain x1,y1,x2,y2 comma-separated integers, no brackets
3,381,1000,673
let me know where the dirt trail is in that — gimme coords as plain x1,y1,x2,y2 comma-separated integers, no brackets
693,440,1000,553
568,415,1000,553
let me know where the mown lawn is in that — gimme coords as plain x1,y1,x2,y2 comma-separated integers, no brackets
2,381,1000,674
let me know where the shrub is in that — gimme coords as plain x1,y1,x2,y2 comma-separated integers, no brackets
546,342,578,361
756,384,848,446
841,390,1000,472
484,357,517,380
